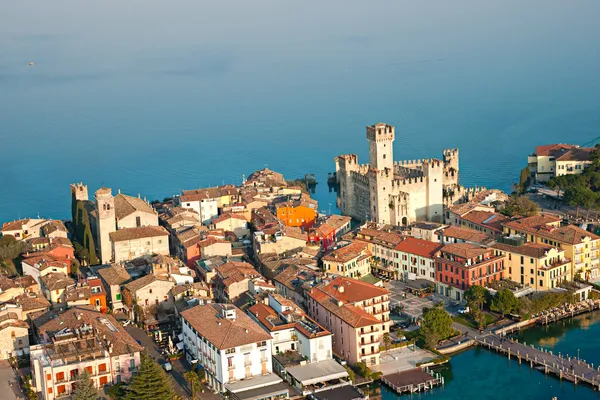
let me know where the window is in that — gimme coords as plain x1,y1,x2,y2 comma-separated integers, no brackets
149,289,153,294
136,216,141,227
116,293,121,301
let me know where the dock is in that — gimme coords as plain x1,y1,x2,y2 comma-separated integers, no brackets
380,368,443,394
476,334,600,390
537,301,600,325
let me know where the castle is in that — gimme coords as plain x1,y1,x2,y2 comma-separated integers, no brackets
335,123,463,225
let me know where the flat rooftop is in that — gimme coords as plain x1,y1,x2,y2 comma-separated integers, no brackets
311,385,366,400
285,359,347,385
383,368,438,387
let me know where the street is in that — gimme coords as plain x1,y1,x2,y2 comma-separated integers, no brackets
0,360,22,400
124,325,220,399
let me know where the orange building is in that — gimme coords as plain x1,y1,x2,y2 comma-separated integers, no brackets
275,195,318,230
88,277,108,313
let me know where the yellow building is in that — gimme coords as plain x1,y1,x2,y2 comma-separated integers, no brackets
322,241,371,278
503,215,600,280
528,144,593,183
492,241,571,291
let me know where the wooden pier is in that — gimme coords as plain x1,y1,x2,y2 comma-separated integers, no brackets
380,368,443,394
537,301,600,325
476,334,600,390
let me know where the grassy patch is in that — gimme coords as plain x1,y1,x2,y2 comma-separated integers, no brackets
453,313,495,329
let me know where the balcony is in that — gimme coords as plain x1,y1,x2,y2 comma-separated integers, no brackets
244,360,252,366
260,357,268,363
228,364,235,371
360,338,379,346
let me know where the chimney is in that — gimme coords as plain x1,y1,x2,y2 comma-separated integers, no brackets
338,285,344,293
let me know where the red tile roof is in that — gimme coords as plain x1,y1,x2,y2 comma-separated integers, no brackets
394,237,443,258
322,241,369,263
461,210,508,232
312,276,389,304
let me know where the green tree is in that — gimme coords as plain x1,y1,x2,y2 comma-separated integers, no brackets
518,166,530,194
490,289,519,317
107,383,125,400
421,306,454,348
72,371,97,400
382,332,391,352
465,285,488,312
501,195,539,217
184,370,201,399
124,353,176,400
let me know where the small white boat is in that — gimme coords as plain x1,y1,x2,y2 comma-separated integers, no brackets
28,61,35,66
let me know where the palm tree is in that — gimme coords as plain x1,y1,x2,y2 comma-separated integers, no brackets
184,371,200,399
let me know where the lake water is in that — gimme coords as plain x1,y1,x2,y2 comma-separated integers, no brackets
2,1,600,223
379,311,600,399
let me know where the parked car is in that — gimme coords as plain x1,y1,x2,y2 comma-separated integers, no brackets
162,362,172,372
457,306,470,314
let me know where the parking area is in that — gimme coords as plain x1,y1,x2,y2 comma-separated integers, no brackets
385,280,463,321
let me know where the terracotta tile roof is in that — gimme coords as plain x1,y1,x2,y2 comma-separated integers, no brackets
356,228,404,247
123,274,157,293
35,307,143,356
440,243,489,259
461,210,508,232
211,213,248,225
283,226,308,242
534,143,592,159
313,276,389,304
181,186,239,203
503,215,598,244
492,242,558,259
325,215,352,232
273,264,320,292
394,237,443,258
14,292,50,312
0,276,17,291
1,219,30,232
181,303,271,350
41,272,75,291
322,241,369,264
109,226,169,242
14,275,37,288
308,292,381,328
97,264,131,286
448,189,507,216
438,226,490,243
41,220,67,235
315,223,336,238
197,236,230,249
216,262,259,286
248,302,291,332
113,193,156,220
0,320,29,330
65,286,92,302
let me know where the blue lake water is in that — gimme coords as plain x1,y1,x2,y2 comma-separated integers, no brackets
380,311,600,399
1,1,600,223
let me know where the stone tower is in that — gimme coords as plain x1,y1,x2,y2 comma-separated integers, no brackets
442,148,460,188
367,123,394,171
95,187,116,264
70,183,88,202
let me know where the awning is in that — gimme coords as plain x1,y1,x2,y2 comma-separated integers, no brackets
285,359,348,386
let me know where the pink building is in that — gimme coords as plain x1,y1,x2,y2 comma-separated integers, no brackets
307,277,390,366
30,307,143,400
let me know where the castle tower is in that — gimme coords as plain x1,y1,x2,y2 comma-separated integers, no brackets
442,148,460,188
95,187,116,264
70,183,89,202
367,123,395,171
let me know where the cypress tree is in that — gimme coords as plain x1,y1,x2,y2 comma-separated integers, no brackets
124,353,176,400
71,371,97,400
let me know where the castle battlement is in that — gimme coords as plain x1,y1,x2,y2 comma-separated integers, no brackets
366,123,395,142
349,170,370,186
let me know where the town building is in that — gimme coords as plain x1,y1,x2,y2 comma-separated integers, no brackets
503,215,600,280
322,241,371,278
179,186,240,224
214,262,261,302
122,274,175,323
21,256,70,288
0,275,39,303
159,206,202,231
249,294,349,396
455,210,508,236
335,123,461,225
40,272,75,307
181,303,288,398
307,223,336,252
273,265,324,309
0,304,29,359
13,292,51,321
64,276,108,312
394,237,443,282
307,277,390,366
30,307,143,400
435,243,506,302
1,218,49,240
253,225,307,257
492,237,571,291
410,222,446,242
109,226,170,263
96,264,131,312
435,225,491,246
324,214,353,240
528,144,594,182
445,189,508,225
210,213,249,238
274,194,318,230
355,227,404,278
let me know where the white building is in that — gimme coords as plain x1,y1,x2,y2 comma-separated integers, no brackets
181,303,289,398
393,237,443,281
109,226,170,263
